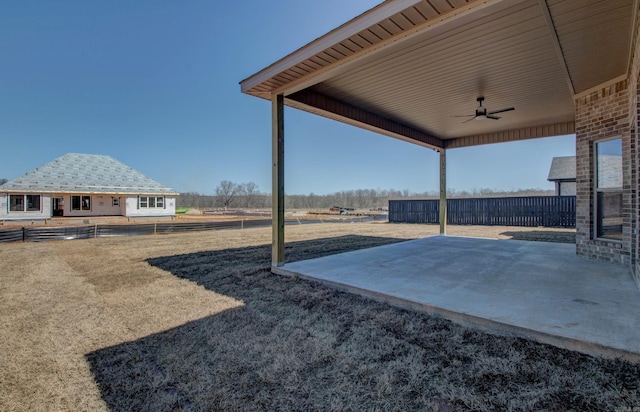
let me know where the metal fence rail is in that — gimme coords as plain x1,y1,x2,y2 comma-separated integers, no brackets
96,224,156,237
0,228,24,243
24,226,96,242
0,216,381,244
389,196,576,228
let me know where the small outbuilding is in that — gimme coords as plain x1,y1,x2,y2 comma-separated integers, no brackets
0,153,178,221
547,156,576,196
548,155,622,198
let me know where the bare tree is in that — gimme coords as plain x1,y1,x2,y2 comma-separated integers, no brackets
240,182,260,208
215,180,241,209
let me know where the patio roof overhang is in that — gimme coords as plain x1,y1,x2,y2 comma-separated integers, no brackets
240,0,638,268
241,0,635,150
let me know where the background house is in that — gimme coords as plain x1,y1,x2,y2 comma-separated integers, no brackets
547,156,576,196
0,153,178,221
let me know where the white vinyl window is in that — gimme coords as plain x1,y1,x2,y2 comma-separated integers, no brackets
139,196,165,208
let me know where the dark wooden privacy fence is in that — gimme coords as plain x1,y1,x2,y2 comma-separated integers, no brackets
389,196,575,228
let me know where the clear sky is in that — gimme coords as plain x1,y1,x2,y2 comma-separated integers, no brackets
0,1,575,196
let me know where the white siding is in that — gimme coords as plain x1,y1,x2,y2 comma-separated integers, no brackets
0,193,52,220
62,194,124,217
0,193,175,220
124,196,176,217
559,182,576,196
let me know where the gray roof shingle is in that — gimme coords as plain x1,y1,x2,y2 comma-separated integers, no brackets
547,156,576,181
0,153,177,195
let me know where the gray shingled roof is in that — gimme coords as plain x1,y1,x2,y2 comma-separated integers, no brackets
547,156,576,181
0,153,177,195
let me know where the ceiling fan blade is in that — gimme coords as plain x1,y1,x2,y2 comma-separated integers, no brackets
487,107,514,115
486,115,501,120
452,114,475,118
462,116,477,123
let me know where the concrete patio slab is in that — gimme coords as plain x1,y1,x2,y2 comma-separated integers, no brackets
277,236,640,362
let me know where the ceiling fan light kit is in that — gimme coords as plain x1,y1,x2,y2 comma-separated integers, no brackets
458,96,515,123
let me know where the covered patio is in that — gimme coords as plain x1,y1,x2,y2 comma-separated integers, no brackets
280,235,640,361
241,0,640,359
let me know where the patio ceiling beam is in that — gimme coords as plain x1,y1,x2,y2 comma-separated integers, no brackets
445,121,575,149
538,0,575,95
287,89,444,150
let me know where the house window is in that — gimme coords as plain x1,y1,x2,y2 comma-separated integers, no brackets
9,195,24,211
26,195,40,211
8,194,40,212
595,138,623,240
112,197,119,207
139,196,164,208
71,196,91,211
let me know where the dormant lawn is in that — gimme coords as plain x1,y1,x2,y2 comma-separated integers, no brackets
1,223,638,411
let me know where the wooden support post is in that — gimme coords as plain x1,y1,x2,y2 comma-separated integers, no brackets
439,148,447,235
272,94,285,268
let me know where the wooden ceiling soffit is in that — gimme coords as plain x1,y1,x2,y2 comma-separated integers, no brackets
241,0,520,99
445,121,575,149
287,90,444,150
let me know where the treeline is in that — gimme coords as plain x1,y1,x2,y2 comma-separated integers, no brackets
177,184,555,210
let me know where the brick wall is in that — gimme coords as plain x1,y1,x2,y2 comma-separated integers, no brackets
575,80,632,265
630,1,640,289
632,120,638,286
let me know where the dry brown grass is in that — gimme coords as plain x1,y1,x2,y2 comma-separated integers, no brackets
2,223,638,411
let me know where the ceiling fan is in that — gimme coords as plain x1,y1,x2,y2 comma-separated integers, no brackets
455,96,515,122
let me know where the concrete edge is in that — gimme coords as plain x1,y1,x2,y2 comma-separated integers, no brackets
273,266,640,364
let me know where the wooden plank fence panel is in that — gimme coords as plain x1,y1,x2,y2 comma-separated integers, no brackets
389,196,575,228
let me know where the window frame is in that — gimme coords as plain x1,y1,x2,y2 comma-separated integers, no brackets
26,194,41,212
71,195,92,211
71,196,81,211
8,194,41,213
593,137,623,241
9,195,24,212
138,196,165,209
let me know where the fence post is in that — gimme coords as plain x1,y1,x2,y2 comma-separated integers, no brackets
439,149,447,235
